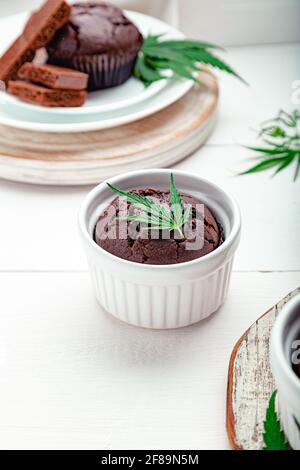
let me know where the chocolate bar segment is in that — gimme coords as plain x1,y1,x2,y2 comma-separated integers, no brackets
0,0,71,83
0,37,35,86
23,0,71,49
18,63,89,90
8,80,86,107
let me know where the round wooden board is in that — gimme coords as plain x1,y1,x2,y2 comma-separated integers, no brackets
0,71,218,186
226,287,300,451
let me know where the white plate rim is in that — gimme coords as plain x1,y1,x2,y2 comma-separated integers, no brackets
0,78,193,133
0,79,168,115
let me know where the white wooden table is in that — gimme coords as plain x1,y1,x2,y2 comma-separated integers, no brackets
0,5,299,448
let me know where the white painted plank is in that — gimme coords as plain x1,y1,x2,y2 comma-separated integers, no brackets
0,271,299,450
207,43,300,145
0,181,88,271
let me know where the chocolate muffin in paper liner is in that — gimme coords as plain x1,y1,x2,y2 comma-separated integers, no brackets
46,2,143,91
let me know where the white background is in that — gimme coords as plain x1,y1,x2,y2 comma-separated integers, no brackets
0,0,299,450
1,0,300,45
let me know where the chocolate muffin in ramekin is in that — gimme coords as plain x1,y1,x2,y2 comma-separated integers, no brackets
46,2,143,91
79,170,241,329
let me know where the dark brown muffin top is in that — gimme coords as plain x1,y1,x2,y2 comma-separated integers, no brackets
46,2,143,58
94,189,224,266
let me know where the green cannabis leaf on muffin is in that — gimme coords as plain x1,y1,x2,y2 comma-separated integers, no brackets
241,110,300,180
107,174,190,239
134,34,246,86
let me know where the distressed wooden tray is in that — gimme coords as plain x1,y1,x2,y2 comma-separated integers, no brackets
0,71,218,186
227,287,300,450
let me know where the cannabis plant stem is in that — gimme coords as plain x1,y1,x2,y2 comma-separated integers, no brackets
176,227,184,239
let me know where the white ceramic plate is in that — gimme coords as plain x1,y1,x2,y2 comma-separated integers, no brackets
0,10,192,129
2,76,167,116
0,77,193,132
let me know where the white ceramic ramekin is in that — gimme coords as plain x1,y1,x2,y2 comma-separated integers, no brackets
79,169,241,329
270,293,300,450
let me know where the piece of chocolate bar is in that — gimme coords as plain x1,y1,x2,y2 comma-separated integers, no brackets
0,37,35,86
8,80,86,107
18,63,88,91
0,0,71,83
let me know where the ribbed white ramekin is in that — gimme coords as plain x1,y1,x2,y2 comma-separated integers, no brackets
270,294,300,450
79,169,241,329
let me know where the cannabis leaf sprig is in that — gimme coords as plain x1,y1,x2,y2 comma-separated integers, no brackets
241,110,300,181
134,34,246,87
263,391,291,451
107,174,190,239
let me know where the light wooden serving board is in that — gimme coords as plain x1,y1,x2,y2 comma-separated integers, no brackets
0,71,218,186
227,287,300,451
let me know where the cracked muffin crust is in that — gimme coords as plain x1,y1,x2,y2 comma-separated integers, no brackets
94,189,224,265
46,2,143,90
